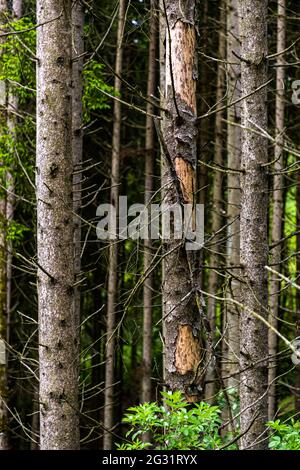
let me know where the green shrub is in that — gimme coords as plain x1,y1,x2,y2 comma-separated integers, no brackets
117,391,225,450
268,419,300,450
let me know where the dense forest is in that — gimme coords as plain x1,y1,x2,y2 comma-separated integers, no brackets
1,0,300,452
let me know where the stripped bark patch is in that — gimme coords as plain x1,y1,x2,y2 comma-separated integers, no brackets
174,157,195,205
175,324,201,375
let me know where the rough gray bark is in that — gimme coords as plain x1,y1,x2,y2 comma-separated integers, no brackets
72,0,84,342
103,0,126,450
6,0,22,347
162,0,203,401
205,0,225,403
12,0,21,18
238,0,269,450
268,0,285,421
226,0,241,393
0,0,8,451
37,0,80,449
142,0,157,406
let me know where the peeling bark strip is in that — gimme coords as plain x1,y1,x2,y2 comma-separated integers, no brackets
37,0,80,449
162,0,203,401
239,0,269,450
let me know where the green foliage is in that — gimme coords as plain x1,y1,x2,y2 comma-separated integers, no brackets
217,387,240,416
215,387,240,449
0,19,114,123
6,220,29,246
268,419,300,450
0,131,11,172
117,391,224,450
83,61,114,123
0,17,36,102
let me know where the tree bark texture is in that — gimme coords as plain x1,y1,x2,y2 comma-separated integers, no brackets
37,0,80,450
238,0,269,450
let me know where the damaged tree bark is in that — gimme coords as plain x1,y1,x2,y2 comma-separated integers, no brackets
162,0,203,401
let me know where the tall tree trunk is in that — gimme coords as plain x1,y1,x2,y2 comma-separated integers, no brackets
159,0,166,392
197,0,209,294
268,0,285,421
205,0,225,403
198,0,208,208
239,0,269,450
71,0,84,446
142,0,157,406
220,0,241,434
37,0,80,449
6,0,22,347
0,0,8,451
72,0,84,345
103,0,126,450
296,177,300,413
162,0,202,401
225,0,241,394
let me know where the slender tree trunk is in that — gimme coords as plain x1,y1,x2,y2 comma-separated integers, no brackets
159,0,166,393
268,0,285,421
71,0,84,446
0,0,8,451
239,0,269,450
220,0,241,435
296,178,300,412
103,0,126,450
198,0,208,208
37,0,80,449
205,0,225,403
6,0,22,346
226,0,241,393
197,0,209,293
142,0,157,406
72,0,84,344
162,0,203,401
